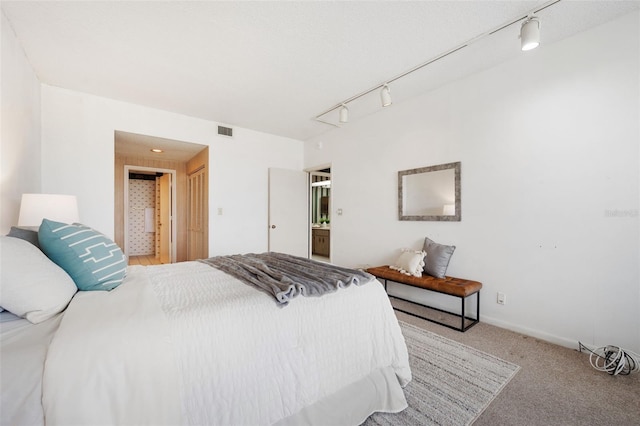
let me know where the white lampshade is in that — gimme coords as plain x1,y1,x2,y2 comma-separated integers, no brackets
18,194,79,227
521,17,540,51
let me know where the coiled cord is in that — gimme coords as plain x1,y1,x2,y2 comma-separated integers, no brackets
579,342,640,376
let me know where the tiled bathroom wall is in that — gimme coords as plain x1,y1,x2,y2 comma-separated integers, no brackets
128,179,156,255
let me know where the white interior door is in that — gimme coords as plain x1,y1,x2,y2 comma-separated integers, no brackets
268,168,308,257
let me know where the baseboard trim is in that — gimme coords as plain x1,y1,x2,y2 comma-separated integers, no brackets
481,315,578,350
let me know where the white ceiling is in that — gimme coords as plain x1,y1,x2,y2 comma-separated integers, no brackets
3,1,638,143
114,130,206,162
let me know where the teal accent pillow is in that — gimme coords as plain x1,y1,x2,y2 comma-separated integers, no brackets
38,219,127,291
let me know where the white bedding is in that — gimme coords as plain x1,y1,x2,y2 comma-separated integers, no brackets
16,261,411,425
42,265,183,425
1,313,62,426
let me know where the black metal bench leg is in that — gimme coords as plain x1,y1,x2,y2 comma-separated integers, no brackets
461,295,465,331
379,277,480,332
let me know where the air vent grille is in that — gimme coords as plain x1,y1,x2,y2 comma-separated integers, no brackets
218,125,233,137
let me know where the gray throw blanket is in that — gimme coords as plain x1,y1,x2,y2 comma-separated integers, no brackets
199,252,374,306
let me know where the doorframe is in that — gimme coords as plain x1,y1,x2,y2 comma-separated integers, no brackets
305,163,332,262
124,165,177,263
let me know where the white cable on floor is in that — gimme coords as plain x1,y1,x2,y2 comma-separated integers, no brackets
579,342,640,376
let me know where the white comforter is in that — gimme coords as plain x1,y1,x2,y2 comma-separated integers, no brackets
41,261,411,425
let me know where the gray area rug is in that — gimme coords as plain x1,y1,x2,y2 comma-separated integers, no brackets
365,321,520,426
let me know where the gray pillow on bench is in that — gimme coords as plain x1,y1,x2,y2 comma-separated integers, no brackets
422,237,455,278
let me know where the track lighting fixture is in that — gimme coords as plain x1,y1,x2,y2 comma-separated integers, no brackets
380,84,392,107
520,16,541,51
315,0,558,127
339,104,349,123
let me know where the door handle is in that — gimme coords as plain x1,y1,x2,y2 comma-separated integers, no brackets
271,225,276,229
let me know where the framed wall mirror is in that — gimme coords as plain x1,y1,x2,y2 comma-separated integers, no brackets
398,161,461,221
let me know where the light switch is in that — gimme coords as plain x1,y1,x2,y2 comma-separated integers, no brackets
337,208,343,216
217,208,223,215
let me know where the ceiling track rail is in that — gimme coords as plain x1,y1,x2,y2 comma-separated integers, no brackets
314,0,563,124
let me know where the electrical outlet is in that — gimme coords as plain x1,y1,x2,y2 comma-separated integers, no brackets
497,292,506,305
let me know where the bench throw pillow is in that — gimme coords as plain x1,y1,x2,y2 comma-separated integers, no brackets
422,237,456,278
390,249,426,277
38,219,127,291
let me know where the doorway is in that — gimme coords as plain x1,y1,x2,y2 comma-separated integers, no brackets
309,167,331,263
114,131,209,263
266,166,331,262
124,165,177,264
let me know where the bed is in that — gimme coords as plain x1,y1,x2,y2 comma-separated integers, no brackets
1,232,411,425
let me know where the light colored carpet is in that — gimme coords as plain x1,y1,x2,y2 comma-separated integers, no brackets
365,321,520,426
397,312,640,425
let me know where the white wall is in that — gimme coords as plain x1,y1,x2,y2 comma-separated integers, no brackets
305,11,640,352
40,85,303,256
0,11,41,233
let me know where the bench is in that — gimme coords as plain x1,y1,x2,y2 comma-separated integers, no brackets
366,265,482,332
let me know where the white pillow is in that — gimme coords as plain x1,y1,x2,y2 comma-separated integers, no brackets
390,249,426,277
0,236,77,323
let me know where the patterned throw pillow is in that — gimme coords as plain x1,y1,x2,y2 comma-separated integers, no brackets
38,219,127,291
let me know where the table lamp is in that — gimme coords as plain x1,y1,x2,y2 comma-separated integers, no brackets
17,194,79,228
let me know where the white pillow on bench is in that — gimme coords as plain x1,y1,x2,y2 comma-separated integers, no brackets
390,249,426,277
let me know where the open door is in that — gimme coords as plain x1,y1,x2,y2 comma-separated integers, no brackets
268,168,308,257
158,173,171,263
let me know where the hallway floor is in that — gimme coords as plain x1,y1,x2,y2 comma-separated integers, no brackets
128,255,162,266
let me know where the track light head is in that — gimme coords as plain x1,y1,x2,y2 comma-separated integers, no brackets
380,84,392,107
521,16,540,51
339,104,349,123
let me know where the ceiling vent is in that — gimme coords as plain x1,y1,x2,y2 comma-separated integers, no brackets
218,125,233,137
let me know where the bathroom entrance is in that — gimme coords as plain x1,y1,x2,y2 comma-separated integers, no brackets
124,166,176,264
310,167,331,263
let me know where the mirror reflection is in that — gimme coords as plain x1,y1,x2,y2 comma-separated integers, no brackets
398,162,461,221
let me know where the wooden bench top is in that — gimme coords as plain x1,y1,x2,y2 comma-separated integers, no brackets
366,265,482,298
